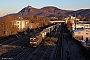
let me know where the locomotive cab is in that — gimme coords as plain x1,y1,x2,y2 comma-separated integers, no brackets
30,36,37,47
30,33,42,47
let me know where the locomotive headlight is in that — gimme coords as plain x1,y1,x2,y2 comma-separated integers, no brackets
30,38,33,40
33,42,37,43
30,42,37,44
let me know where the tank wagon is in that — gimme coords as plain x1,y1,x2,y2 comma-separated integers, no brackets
30,25,56,47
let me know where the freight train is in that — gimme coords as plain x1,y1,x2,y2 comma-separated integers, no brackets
30,25,56,47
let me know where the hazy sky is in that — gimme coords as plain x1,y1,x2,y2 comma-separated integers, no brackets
0,0,90,17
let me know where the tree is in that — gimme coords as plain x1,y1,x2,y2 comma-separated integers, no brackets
3,15,12,35
1,15,18,36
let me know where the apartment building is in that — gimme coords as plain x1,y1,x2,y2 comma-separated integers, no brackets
72,29,90,46
12,19,29,32
72,21,90,30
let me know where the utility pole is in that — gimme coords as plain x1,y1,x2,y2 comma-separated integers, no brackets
75,14,77,30
89,20,90,30
89,9,90,30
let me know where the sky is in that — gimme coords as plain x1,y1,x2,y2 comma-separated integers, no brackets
0,0,90,17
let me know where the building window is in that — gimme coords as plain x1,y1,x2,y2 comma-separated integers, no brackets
82,36,83,40
18,22,19,24
18,25,19,27
79,32,80,33
86,38,88,45
86,33,88,34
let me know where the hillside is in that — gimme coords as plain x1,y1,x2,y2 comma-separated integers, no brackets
1,5,90,18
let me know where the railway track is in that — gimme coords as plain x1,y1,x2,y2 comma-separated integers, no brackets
0,24,55,46
27,45,53,60
62,24,72,60
54,23,69,60
66,33,85,60
40,38,52,60
0,38,18,45
0,47,24,59
8,37,30,47
0,27,45,59
0,34,20,44
54,23,85,60
0,38,9,43
62,33,71,60
54,33,62,60
13,47,35,60
0,28,41,46
0,23,62,60
26,26,59,60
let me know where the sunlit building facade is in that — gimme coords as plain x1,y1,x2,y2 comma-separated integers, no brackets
72,29,90,46
12,20,29,32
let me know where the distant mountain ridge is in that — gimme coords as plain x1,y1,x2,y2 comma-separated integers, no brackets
2,6,90,18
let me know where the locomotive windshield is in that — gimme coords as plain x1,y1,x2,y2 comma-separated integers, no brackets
30,37,37,42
